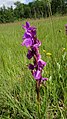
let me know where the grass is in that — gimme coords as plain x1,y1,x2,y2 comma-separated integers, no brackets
0,16,67,119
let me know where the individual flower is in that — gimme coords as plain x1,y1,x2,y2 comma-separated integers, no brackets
22,22,36,36
46,52,52,56
22,37,33,47
33,70,41,80
27,49,34,59
43,49,46,53
28,64,34,70
38,59,46,70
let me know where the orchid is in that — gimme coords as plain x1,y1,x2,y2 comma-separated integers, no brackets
22,22,48,102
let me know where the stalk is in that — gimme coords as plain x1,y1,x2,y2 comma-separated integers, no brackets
36,80,41,118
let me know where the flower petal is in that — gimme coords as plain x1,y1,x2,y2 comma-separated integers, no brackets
22,38,32,47
33,70,41,80
23,32,31,39
26,22,30,28
28,64,34,70
38,59,46,70
41,78,48,81
27,50,33,59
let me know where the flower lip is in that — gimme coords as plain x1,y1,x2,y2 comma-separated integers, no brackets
38,59,46,69
22,38,33,47
33,70,41,80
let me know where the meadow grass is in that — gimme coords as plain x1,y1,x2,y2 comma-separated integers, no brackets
0,16,67,119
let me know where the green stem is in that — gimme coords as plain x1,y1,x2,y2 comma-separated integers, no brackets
36,81,41,118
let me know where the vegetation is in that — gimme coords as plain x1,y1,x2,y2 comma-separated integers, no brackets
0,0,67,23
0,16,67,118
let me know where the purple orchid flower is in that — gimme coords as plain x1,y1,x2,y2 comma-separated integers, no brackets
28,64,34,70
38,59,46,70
27,49,34,59
33,70,41,80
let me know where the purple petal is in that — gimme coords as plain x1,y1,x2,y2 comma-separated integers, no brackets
27,26,36,36
27,50,33,59
32,46,39,55
28,64,34,70
36,54,41,60
22,25,26,29
23,32,31,39
32,46,41,60
22,22,30,30
41,78,48,81
32,29,36,36
38,59,46,69
36,39,41,46
32,38,41,47
33,70,41,80
28,26,36,32
22,38,32,47
26,22,30,28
